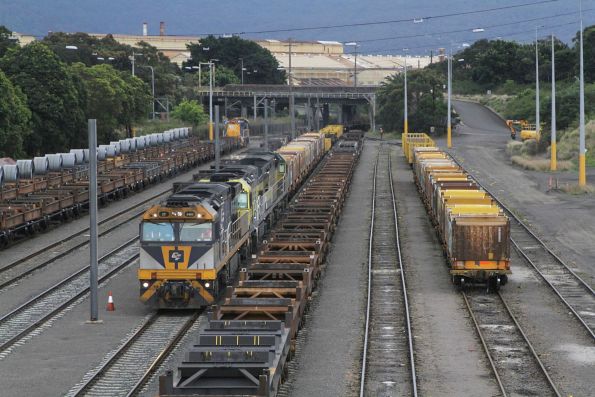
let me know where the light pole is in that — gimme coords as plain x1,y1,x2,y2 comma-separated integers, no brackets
446,38,474,148
141,65,155,120
551,34,557,171
345,42,359,88
535,27,541,142
209,62,214,141
239,57,245,85
578,0,587,186
447,48,452,147
404,49,409,135
131,51,143,76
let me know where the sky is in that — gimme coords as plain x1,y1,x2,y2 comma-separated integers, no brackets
1,0,594,54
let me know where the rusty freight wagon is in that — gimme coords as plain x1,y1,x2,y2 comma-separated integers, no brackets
409,134,511,291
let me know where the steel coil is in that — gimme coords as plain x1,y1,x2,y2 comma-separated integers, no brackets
118,139,130,153
110,141,122,155
0,166,3,186
127,138,137,152
106,145,117,157
16,159,34,179
173,129,180,140
69,149,85,164
82,149,90,162
163,131,171,143
183,128,189,138
135,136,145,150
47,154,63,171
97,146,107,161
2,164,19,182
33,157,49,175
60,153,76,168
156,133,164,144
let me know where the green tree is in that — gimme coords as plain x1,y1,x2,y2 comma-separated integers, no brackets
43,33,179,100
572,25,595,83
0,25,18,58
70,63,150,142
186,35,285,85
196,65,240,87
171,99,208,126
0,70,31,158
378,69,447,133
0,42,86,155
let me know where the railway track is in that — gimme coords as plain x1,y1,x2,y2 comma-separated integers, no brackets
449,157,595,340
0,191,166,291
0,239,138,357
360,146,417,397
463,291,561,397
68,311,200,397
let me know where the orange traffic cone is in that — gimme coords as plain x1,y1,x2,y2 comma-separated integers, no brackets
106,291,115,311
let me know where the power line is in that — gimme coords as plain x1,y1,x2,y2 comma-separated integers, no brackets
367,18,590,55
355,8,594,44
186,0,560,36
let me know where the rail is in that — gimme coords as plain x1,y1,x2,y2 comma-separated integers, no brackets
462,291,561,397
360,146,417,396
0,239,139,354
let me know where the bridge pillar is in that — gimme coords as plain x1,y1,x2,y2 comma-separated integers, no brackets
241,103,248,118
340,105,353,126
322,103,330,128
253,94,257,120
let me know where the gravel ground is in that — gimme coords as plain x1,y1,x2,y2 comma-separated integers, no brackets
501,249,595,397
392,144,500,396
286,141,374,397
0,263,151,397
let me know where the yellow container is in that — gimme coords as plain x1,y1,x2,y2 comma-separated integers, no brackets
403,133,436,163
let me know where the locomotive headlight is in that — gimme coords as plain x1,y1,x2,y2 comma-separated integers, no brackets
142,282,150,288
204,282,211,288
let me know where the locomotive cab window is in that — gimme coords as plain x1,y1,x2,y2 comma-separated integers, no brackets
180,223,213,242
238,192,249,209
142,222,175,242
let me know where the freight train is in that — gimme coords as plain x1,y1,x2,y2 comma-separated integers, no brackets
138,132,328,308
0,128,243,248
158,138,362,397
403,133,511,291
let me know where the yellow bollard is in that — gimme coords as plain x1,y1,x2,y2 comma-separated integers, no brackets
404,119,408,135
550,141,557,171
209,122,214,141
447,124,452,148
579,153,586,186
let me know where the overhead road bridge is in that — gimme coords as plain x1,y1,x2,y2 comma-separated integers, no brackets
198,84,377,131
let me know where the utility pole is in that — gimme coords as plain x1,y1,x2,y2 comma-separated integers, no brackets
264,98,269,150
215,105,220,171
551,34,557,171
354,46,358,88
579,0,587,186
447,49,452,148
131,51,143,76
288,38,295,139
535,27,541,141
404,55,409,135
240,58,244,85
88,119,99,323
209,62,214,141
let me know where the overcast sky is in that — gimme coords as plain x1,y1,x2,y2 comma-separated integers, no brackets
1,0,594,54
